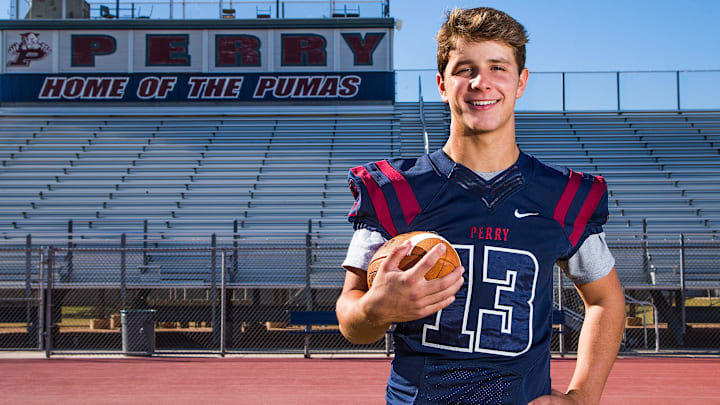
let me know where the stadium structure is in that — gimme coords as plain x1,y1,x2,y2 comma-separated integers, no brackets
0,1,719,356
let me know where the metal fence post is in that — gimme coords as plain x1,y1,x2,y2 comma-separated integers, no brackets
616,71,621,112
121,233,127,310
220,250,226,357
305,220,313,311
304,221,313,354
233,219,239,278
679,233,686,337
557,264,565,356
211,234,218,344
65,220,73,281
38,247,45,350
25,235,32,338
676,70,681,111
561,72,566,112
45,246,54,358
143,220,149,267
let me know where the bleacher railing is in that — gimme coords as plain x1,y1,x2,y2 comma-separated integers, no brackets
1,232,719,355
396,69,720,112
9,0,389,20
418,76,430,155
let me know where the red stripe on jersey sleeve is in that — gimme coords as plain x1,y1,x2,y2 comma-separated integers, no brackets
569,176,606,246
375,160,421,227
553,169,582,227
351,166,399,237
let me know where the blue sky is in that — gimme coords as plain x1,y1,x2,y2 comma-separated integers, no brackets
393,0,720,71
3,0,719,70
2,0,719,108
390,0,720,108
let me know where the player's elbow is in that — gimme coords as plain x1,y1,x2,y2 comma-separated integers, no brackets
335,299,387,344
336,312,386,344
338,323,385,345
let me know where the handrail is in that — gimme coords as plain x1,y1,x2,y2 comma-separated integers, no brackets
560,306,584,329
395,69,720,111
624,295,660,352
418,75,430,155
552,297,661,353
11,0,390,20
394,68,720,74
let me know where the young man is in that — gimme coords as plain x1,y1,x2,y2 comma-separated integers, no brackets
335,7,625,404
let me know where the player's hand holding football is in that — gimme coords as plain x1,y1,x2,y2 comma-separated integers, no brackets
362,240,464,326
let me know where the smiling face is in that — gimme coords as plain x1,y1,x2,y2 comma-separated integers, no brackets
437,39,529,140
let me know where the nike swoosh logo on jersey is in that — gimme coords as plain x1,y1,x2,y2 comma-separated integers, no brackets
514,209,539,219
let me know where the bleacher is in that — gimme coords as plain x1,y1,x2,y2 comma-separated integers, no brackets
398,103,720,236
399,103,720,290
1,105,719,289
0,111,398,240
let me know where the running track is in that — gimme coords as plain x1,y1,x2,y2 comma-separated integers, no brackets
1,356,718,404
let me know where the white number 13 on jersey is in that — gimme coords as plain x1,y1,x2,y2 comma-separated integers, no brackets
422,245,539,357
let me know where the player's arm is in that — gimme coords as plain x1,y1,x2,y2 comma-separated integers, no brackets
335,268,389,344
560,179,625,404
529,268,625,405
563,267,625,405
533,167,622,405
337,164,463,344
336,241,464,344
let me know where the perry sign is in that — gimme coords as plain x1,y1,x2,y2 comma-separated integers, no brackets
1,27,393,102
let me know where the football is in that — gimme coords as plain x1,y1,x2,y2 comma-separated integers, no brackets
367,231,461,288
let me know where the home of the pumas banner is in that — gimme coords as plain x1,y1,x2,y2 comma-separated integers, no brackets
1,20,394,104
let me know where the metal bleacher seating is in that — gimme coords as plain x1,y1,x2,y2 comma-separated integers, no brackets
1,106,719,288
396,103,720,289
0,112,398,244
398,104,720,237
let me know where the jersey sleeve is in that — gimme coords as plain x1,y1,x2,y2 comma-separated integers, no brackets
553,170,610,259
341,228,387,273
347,164,386,237
556,232,615,285
346,160,422,240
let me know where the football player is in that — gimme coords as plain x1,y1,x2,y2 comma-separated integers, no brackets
335,7,626,405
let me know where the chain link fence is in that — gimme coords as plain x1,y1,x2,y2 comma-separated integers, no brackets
1,233,718,356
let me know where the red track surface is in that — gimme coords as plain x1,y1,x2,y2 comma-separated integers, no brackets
1,356,719,404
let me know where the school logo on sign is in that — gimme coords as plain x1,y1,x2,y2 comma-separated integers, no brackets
7,32,51,67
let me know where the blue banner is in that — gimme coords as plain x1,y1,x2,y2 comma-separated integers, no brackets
0,72,394,103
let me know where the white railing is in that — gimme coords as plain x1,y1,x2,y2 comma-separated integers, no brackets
625,295,660,352
418,75,429,155
10,0,389,20
396,69,720,112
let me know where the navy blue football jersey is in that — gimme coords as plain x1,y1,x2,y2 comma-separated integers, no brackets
347,149,609,404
